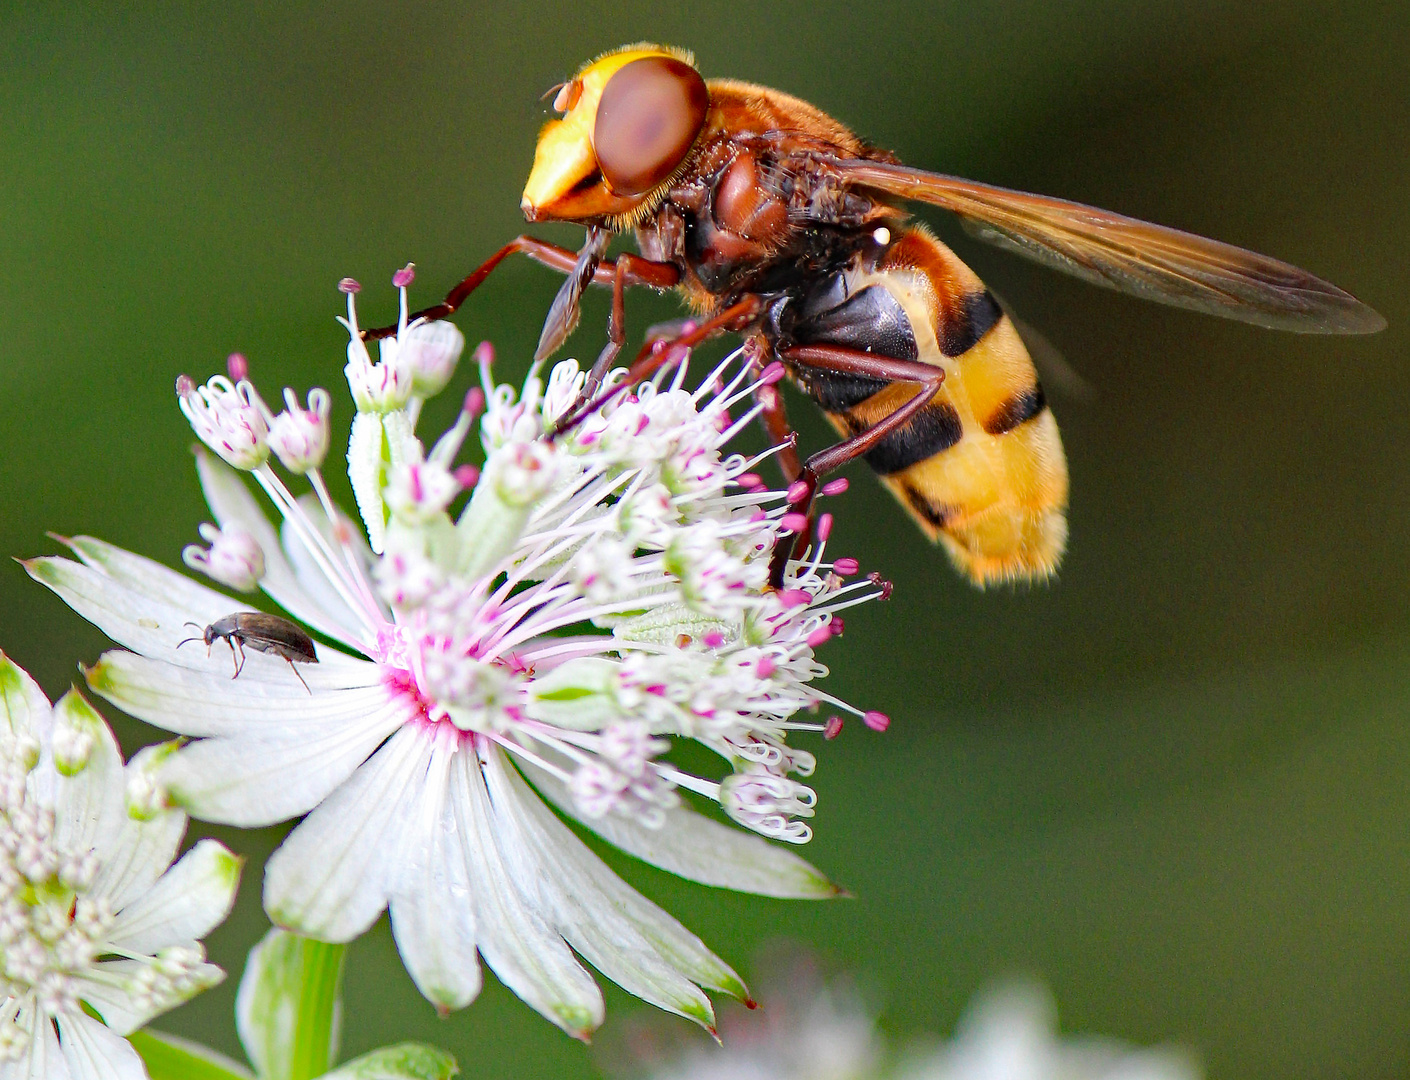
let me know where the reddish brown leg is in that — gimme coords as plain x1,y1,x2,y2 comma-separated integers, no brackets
229,637,247,679
552,295,765,439
767,343,946,586
583,252,669,397
360,235,679,341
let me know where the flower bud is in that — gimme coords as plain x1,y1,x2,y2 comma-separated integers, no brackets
402,319,465,398
268,387,332,473
182,522,265,592
177,375,269,470
345,334,411,413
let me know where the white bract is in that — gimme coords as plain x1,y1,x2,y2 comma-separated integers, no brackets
27,271,887,1038
0,651,239,1080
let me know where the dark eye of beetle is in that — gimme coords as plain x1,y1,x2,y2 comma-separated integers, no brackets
594,56,708,198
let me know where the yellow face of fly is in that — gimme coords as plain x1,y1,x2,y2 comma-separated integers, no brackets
522,44,705,226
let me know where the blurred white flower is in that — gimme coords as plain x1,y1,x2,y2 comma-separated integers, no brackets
628,966,1198,1080
900,983,1199,1080
26,270,888,1038
0,650,239,1080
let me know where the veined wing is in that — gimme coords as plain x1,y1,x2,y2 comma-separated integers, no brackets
824,156,1384,334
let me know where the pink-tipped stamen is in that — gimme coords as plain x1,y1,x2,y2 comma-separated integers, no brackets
780,513,809,534
821,477,850,496
816,513,833,541
226,352,249,382
338,277,361,294
393,262,416,288
824,715,844,739
833,557,859,576
786,480,810,504
863,710,890,732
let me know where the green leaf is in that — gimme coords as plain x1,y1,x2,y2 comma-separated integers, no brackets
130,1029,255,1080
236,928,347,1080
321,1043,459,1080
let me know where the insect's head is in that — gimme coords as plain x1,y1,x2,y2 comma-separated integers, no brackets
176,620,215,650
522,44,708,230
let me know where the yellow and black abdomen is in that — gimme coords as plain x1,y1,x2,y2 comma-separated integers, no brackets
784,225,1069,586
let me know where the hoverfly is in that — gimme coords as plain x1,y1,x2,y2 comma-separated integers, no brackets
366,44,1383,586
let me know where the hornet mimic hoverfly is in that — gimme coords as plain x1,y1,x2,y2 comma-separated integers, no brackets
365,44,1383,586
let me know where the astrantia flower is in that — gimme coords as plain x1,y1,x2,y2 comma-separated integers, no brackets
26,270,887,1038
627,966,1198,1080
0,651,239,1079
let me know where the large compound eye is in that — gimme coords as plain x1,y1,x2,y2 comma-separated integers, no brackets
594,56,708,197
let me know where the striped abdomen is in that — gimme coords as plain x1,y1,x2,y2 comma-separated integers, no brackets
784,225,1069,585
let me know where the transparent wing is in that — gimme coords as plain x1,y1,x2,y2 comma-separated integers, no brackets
825,156,1384,334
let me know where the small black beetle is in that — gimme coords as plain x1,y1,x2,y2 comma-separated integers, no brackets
178,612,318,692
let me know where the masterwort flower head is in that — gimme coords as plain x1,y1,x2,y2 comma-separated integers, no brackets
0,651,239,1079
622,962,1199,1080
26,270,888,1038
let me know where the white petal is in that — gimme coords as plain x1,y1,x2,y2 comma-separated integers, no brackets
55,1010,146,1080
160,699,406,826
11,1009,68,1080
88,651,382,737
197,450,367,650
76,958,224,1036
50,692,127,861
0,650,52,743
28,546,370,690
90,809,187,911
387,737,481,1012
263,727,430,940
450,749,603,1038
107,839,240,955
484,750,735,1023
522,759,840,899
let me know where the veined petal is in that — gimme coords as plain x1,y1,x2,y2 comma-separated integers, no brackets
90,809,186,912
523,761,840,899
20,1011,68,1080
450,749,603,1038
27,547,368,689
161,700,407,826
387,733,481,1012
0,648,52,742
50,690,127,859
263,726,431,940
197,450,366,650
483,750,731,1025
54,1009,147,1080
87,651,385,737
107,839,241,955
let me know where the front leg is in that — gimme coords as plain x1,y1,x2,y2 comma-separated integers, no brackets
360,234,678,342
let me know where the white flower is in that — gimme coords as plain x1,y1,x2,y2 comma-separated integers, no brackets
900,984,1200,1080
27,274,888,1038
0,650,239,1080
635,969,1199,1080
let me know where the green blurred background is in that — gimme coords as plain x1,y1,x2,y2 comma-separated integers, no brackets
2,2,1408,1077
